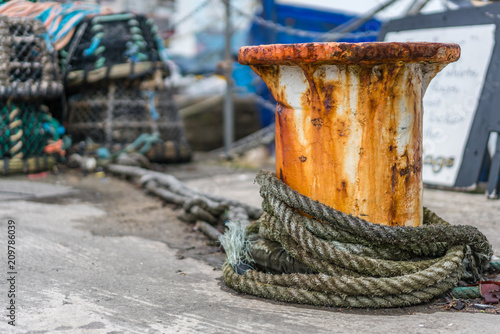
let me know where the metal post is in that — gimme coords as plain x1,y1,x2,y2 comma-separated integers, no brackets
223,0,234,158
239,42,460,226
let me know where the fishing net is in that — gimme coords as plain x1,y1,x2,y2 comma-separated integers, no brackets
62,13,166,86
62,12,191,163
0,1,110,51
0,16,63,98
0,16,64,174
0,99,63,174
66,73,191,163
0,101,63,158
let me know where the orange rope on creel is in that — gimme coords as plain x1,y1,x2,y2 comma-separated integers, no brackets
0,1,54,16
43,139,65,156
53,28,73,50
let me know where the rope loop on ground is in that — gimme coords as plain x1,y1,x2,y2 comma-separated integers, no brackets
221,170,494,308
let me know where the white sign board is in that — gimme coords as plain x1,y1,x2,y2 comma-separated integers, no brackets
385,24,495,186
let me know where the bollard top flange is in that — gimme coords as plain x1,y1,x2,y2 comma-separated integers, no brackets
238,42,460,66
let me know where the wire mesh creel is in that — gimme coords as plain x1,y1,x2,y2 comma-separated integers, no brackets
0,16,63,99
66,74,191,163
61,13,166,87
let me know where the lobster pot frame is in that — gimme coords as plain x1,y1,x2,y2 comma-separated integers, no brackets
62,13,165,87
0,16,63,99
66,76,191,162
0,100,58,174
0,16,63,174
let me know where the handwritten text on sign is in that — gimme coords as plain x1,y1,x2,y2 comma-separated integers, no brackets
385,24,495,186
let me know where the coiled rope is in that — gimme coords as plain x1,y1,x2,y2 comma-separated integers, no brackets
221,170,494,308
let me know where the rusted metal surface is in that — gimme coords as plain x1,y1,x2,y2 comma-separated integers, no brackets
239,42,460,66
240,42,459,227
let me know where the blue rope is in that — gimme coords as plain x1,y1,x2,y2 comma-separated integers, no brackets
156,35,169,62
42,120,65,141
83,36,102,57
34,3,102,46
144,91,159,121
41,32,54,52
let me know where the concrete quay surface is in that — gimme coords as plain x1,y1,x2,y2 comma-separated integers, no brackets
0,165,498,334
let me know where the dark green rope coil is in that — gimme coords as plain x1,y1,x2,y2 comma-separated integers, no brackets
221,170,494,308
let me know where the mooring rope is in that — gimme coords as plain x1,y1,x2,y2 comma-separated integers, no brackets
107,164,263,227
221,170,494,308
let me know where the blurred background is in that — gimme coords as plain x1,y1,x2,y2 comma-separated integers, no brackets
126,0,453,151
1,0,500,195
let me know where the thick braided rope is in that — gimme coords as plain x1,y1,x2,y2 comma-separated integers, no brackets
223,263,464,308
258,213,433,261
262,203,444,277
257,170,492,272
221,170,493,308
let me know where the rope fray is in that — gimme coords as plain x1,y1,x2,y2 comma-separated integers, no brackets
221,170,493,308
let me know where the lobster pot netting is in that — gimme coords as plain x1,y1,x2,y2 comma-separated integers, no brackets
67,77,191,162
0,101,56,159
0,16,63,98
62,13,164,86
0,16,64,173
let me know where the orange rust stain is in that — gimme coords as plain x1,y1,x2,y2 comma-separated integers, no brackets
272,63,358,217
239,42,460,66
269,62,427,226
250,64,283,102
311,117,323,129
354,63,423,226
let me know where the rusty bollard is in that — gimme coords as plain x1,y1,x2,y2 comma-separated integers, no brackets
239,42,460,227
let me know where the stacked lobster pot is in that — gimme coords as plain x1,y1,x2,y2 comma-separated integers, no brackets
63,13,191,163
0,16,64,174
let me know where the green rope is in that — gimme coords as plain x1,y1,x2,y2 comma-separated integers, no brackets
490,262,500,271
109,132,162,159
450,286,481,299
221,170,493,308
451,259,500,299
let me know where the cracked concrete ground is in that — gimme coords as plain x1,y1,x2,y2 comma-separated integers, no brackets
0,166,498,333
